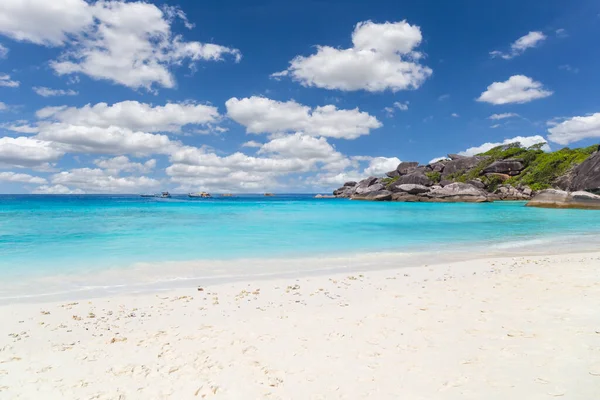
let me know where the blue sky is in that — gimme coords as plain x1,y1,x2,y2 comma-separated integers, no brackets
0,0,599,193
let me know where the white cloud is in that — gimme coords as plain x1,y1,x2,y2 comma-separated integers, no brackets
272,20,432,92
0,137,64,168
35,123,179,156
0,0,93,46
33,184,85,194
2,122,39,134
33,87,78,97
37,100,220,133
555,29,568,38
451,113,459,118
429,156,449,164
477,75,552,105
362,157,401,176
50,168,160,193
242,141,263,148
393,101,409,111
490,31,546,59
458,135,550,156
438,94,450,101
0,73,19,87
0,102,6,111
51,1,240,90
0,171,46,184
226,96,381,139
0,0,240,91
0,43,7,58
490,124,502,129
547,113,600,145
489,113,520,120
93,156,156,175
385,101,409,116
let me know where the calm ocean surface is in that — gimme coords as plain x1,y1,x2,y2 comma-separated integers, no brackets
1,194,599,299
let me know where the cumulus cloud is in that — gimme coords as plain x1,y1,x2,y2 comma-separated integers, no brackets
0,0,92,46
35,123,179,156
0,137,64,168
490,31,546,59
0,73,19,87
0,43,7,58
0,171,46,184
226,96,381,139
489,113,520,120
0,0,240,91
451,113,459,118
93,156,156,175
477,75,552,105
272,20,432,92
37,100,220,133
242,141,263,148
50,168,160,193
33,184,85,194
33,87,78,97
384,101,409,116
547,113,600,145
458,135,550,156
362,157,401,176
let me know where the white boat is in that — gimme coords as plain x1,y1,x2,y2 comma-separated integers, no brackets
141,191,171,198
188,192,211,198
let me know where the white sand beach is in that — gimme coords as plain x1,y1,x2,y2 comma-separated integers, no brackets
0,252,599,399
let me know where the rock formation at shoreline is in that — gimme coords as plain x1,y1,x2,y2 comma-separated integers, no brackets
331,143,600,208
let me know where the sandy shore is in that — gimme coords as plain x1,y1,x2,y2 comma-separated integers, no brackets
0,252,599,399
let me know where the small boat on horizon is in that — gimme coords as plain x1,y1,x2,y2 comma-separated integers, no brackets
188,192,212,198
141,191,171,198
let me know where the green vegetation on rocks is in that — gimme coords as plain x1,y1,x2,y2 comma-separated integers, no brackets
445,143,598,191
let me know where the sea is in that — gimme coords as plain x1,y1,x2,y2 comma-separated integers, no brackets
1,194,599,302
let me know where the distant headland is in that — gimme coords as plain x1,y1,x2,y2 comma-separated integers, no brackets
331,143,600,209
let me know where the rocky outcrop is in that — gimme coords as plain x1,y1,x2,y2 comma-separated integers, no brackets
527,189,600,209
386,161,419,178
566,149,600,193
482,159,525,176
390,184,430,195
425,183,490,203
395,171,433,186
442,156,489,177
494,185,533,200
352,190,393,201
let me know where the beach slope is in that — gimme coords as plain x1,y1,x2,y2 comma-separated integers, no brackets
0,253,599,399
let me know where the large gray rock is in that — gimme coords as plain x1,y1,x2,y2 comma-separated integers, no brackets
392,184,431,195
467,179,485,189
494,185,532,200
396,172,433,186
343,181,357,187
527,189,600,209
352,190,393,201
430,162,445,173
567,150,600,193
482,159,525,176
385,170,400,178
395,162,419,175
425,182,490,203
354,183,384,195
442,156,489,177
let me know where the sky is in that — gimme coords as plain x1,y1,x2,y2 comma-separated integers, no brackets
0,0,599,194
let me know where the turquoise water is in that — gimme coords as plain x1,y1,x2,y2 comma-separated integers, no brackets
2,194,600,281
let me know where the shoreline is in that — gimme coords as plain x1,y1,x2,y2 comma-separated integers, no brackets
2,233,600,305
0,251,599,398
